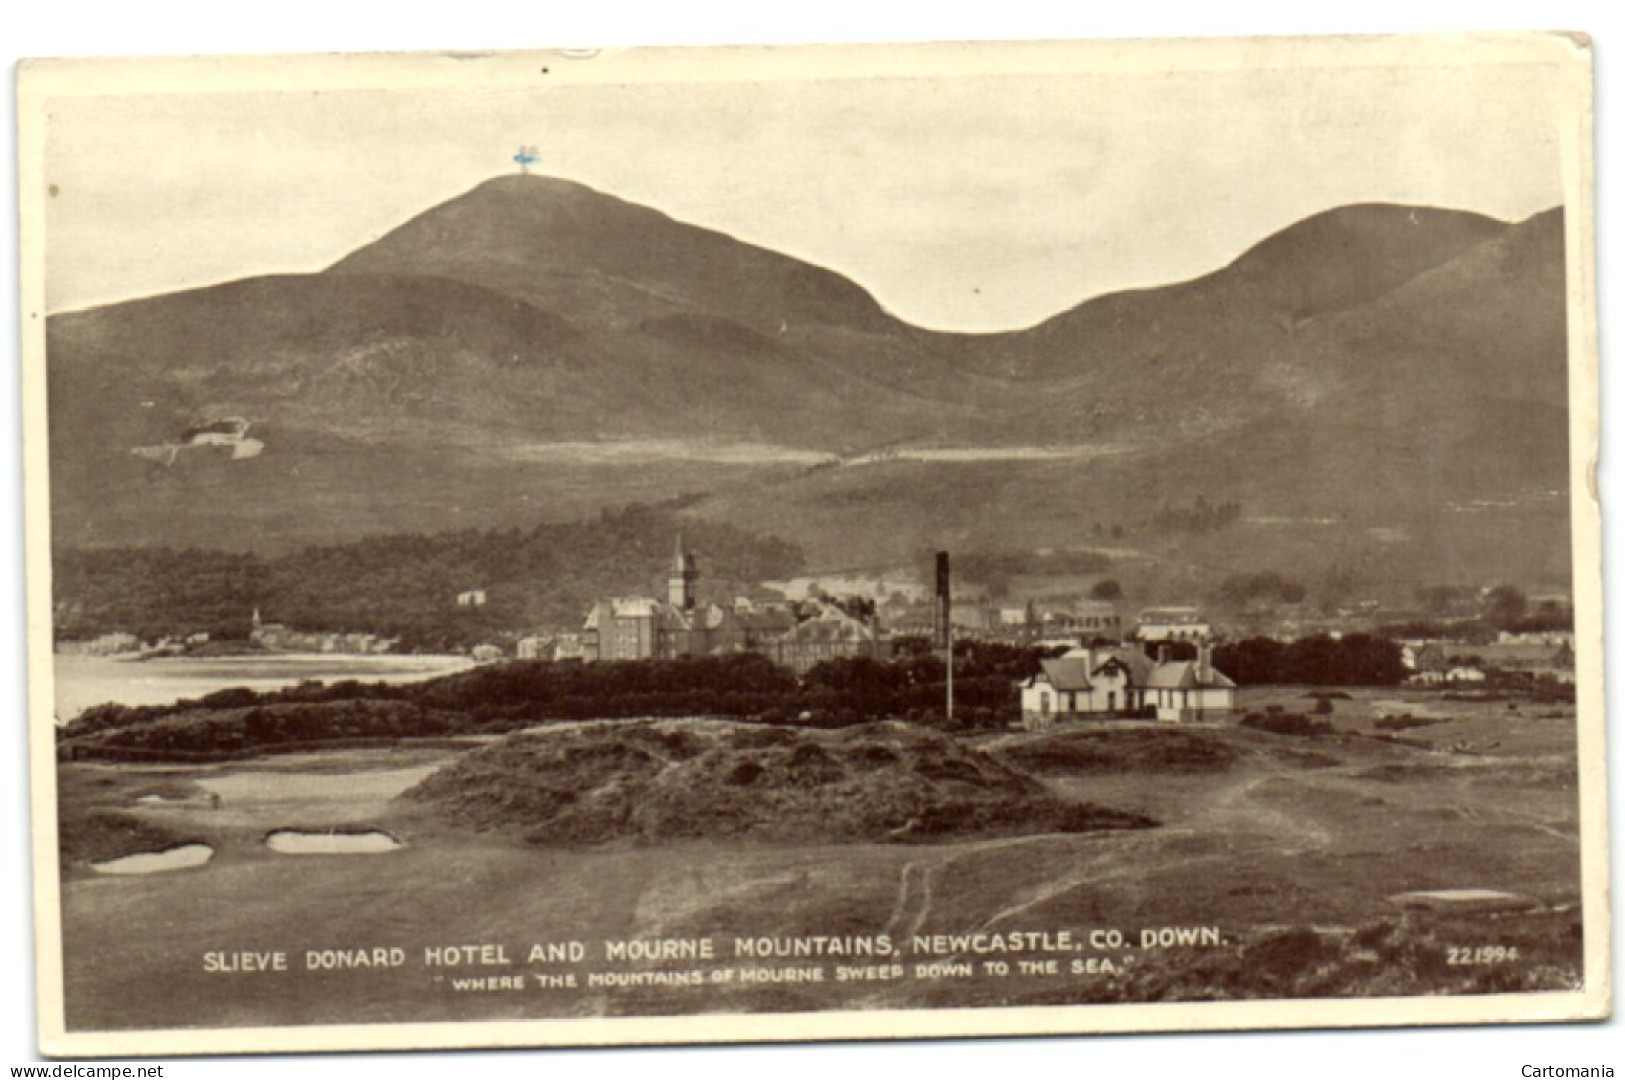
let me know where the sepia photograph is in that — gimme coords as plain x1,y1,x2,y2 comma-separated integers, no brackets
12,21,1609,1060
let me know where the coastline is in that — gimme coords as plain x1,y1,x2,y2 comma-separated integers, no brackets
52,651,476,722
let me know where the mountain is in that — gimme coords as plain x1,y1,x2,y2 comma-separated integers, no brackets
44,178,1574,601
968,204,1508,374
327,176,987,408
696,206,1570,581
329,175,902,336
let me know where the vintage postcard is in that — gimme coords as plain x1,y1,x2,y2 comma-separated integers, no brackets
17,32,1607,1057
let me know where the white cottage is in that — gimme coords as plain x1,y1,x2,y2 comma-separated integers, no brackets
1142,652,1239,722
1018,643,1236,728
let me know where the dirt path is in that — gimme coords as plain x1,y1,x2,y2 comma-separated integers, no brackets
961,770,1337,935
1199,774,1335,853
883,832,1120,941
881,862,931,940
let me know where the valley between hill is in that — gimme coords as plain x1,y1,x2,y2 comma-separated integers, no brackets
45,177,1573,595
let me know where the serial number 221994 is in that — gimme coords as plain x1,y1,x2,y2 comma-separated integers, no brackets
1447,945,1520,966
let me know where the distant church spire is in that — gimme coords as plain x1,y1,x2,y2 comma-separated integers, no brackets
668,534,699,611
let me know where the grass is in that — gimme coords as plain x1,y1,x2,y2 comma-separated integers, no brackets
397,719,1156,845
1374,716,1450,731
991,727,1239,776
988,908,1583,1006
54,687,1584,1030
57,769,209,864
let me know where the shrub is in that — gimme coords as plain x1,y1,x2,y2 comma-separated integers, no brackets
1239,712,1333,737
1374,715,1446,731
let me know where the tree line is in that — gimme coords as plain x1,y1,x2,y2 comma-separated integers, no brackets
1152,496,1243,535
52,501,806,650
1212,634,1406,687
63,645,1052,756
60,635,1431,761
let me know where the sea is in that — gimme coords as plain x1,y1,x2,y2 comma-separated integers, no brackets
51,653,475,723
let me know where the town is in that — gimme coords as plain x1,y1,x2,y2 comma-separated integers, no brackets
57,532,1574,734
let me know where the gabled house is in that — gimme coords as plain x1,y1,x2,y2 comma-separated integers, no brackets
1476,640,1576,683
767,600,882,675
1135,607,1212,643
1142,653,1239,722
1400,641,1449,673
1017,643,1236,728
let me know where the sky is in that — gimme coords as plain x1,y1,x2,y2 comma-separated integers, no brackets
38,41,1572,331
31,38,1573,328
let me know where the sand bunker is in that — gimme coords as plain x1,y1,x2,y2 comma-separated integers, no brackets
400,719,1154,845
92,844,213,875
1390,889,1542,912
265,830,403,855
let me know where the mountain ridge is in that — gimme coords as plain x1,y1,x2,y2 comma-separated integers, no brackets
328,175,905,337
44,177,1572,599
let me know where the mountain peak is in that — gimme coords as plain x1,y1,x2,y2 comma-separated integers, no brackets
328,174,896,335
466,172,626,198
49,180,1570,592
442,173,680,227
1221,203,1509,319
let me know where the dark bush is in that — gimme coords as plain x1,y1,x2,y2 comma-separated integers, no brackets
199,687,261,709
1374,715,1447,731
726,761,764,786
1239,712,1334,737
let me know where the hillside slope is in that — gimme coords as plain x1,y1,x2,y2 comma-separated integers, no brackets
44,178,1572,593
329,175,904,336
